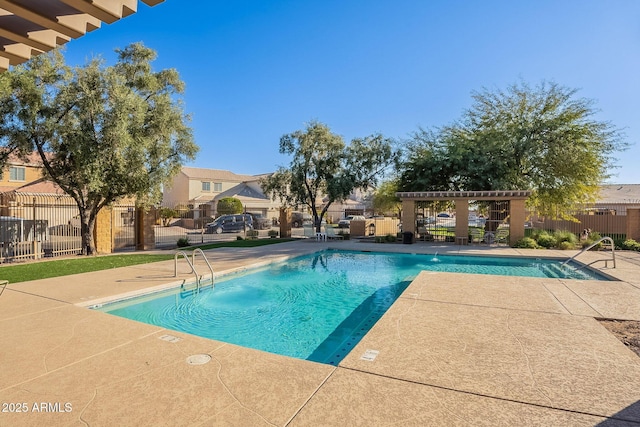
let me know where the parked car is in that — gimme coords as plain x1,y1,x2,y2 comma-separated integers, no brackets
248,213,271,230
205,214,253,234
338,215,366,228
417,216,436,226
437,212,451,218
291,212,313,228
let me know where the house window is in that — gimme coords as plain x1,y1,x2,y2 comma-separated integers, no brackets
213,183,222,191
9,166,25,181
202,181,211,192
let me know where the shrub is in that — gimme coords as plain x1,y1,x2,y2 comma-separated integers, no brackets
513,237,539,249
268,230,279,238
236,236,244,240
176,237,190,248
620,239,640,251
374,236,385,243
385,233,397,243
536,232,557,249
338,231,350,240
583,231,604,249
553,230,578,245
216,197,244,215
557,241,575,250
529,229,548,240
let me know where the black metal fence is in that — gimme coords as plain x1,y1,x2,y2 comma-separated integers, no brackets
0,193,82,262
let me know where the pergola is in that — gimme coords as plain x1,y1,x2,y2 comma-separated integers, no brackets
396,190,532,244
0,0,163,72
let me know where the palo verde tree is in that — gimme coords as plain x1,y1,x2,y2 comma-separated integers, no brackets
261,121,398,231
399,81,626,218
0,43,198,254
370,179,402,217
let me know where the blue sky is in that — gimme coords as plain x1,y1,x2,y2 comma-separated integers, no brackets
62,0,640,183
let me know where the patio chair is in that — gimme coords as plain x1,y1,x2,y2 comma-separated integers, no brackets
495,228,510,246
469,228,484,244
303,225,315,239
325,227,344,240
303,225,326,241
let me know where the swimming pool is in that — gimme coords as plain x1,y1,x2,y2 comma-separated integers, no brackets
96,250,607,365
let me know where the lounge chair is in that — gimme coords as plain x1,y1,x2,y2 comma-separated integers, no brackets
304,225,326,241
325,227,344,240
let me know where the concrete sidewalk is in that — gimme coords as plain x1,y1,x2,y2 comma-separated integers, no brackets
1,240,640,426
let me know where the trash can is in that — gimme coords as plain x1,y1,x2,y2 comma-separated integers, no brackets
402,231,414,244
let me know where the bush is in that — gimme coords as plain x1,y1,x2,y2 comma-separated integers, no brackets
536,232,557,249
176,237,190,248
553,230,578,245
582,231,604,250
268,230,279,238
513,237,539,249
385,233,397,243
620,239,640,251
236,236,244,240
557,241,575,250
216,197,244,215
338,231,350,240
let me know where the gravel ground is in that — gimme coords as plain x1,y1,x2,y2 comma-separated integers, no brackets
599,319,640,358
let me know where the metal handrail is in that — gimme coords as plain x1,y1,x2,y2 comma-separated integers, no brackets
192,248,214,289
174,251,200,290
561,237,616,269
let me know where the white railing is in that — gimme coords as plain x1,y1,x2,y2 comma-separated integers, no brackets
174,251,201,291
562,237,616,269
192,248,214,289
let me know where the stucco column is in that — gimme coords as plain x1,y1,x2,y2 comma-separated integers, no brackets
509,199,526,244
401,200,415,234
455,199,469,240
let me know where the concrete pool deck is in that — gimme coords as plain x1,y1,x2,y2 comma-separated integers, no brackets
1,240,640,426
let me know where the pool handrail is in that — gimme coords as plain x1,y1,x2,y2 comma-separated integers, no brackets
561,236,616,269
174,251,201,291
192,248,214,289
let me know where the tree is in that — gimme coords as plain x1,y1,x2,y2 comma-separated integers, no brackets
0,43,198,254
371,179,402,217
261,121,398,231
216,197,243,215
399,81,627,218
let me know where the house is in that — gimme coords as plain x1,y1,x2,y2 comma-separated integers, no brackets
593,184,640,215
162,167,280,219
0,152,45,193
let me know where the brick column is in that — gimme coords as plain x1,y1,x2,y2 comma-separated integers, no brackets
279,208,291,238
455,199,469,240
627,209,640,241
509,199,526,244
135,207,156,251
94,206,114,254
401,200,415,234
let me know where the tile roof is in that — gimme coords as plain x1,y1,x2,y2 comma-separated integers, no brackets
597,184,640,204
180,167,270,182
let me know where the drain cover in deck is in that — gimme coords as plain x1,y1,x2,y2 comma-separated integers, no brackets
186,354,212,365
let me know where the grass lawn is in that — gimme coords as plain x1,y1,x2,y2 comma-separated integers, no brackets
0,238,295,284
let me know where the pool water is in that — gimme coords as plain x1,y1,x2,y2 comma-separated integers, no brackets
97,250,606,365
